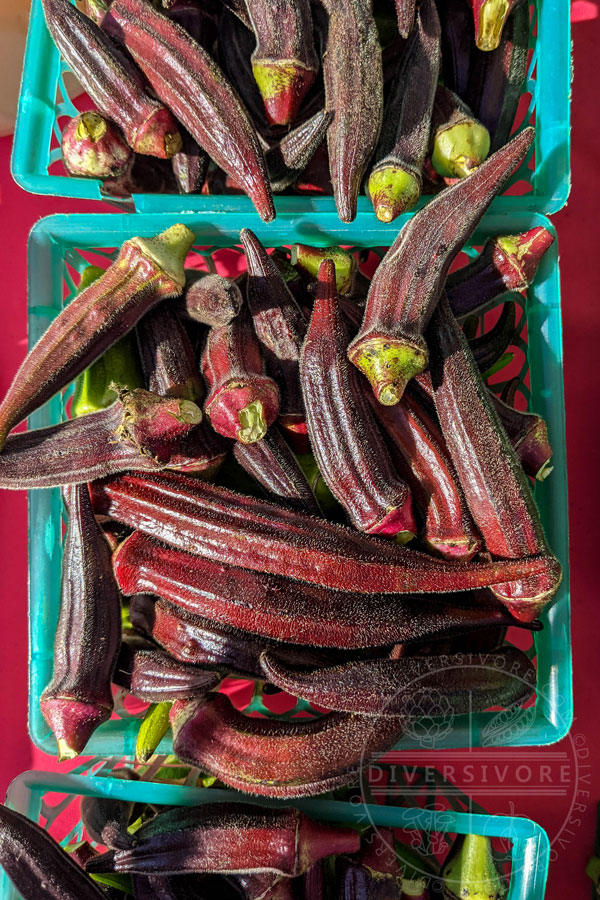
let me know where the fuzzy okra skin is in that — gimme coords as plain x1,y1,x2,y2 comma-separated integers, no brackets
181,272,244,328
240,228,307,437
0,224,195,451
0,388,202,489
201,304,280,443
259,646,536,717
61,111,133,180
267,110,333,192
368,0,441,223
315,0,383,222
0,804,107,900
428,294,561,621
368,390,481,560
490,393,553,481
113,642,221,702
94,803,360,876
301,260,416,537
246,0,319,125
42,0,180,158
136,304,204,403
171,128,209,195
114,530,523,649
446,226,554,318
347,128,534,406
171,693,407,798
91,469,561,595
430,84,491,179
40,484,122,759
106,0,275,221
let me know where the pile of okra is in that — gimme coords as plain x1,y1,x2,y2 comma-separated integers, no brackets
46,0,530,221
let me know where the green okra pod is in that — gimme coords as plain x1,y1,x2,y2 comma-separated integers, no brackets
136,701,173,764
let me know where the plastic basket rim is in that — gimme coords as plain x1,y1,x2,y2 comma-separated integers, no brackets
10,0,572,215
25,209,572,758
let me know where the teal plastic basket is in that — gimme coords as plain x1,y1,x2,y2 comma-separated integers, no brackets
0,769,550,900
11,0,571,215
26,210,571,759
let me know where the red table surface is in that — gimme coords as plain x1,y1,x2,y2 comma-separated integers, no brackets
0,9,599,897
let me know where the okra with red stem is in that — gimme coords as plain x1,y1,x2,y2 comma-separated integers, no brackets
181,271,244,327
430,85,491,179
466,3,529,152
314,0,383,222
0,224,194,450
92,802,360,875
40,484,122,759
0,805,107,900
490,393,553,481
428,293,561,620
260,645,535,717
113,642,221,701
91,469,560,594
201,303,280,443
61,111,133,182
0,388,202,489
116,531,536,649
368,390,481,560
467,0,524,51
347,128,534,406
245,0,318,125
301,260,416,537
42,0,181,158
171,693,406,798
446,226,554,318
367,0,441,223
468,299,516,373
233,427,321,515
105,0,275,220
240,228,307,438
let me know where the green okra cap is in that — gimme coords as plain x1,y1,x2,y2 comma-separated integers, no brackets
432,122,491,179
442,834,507,900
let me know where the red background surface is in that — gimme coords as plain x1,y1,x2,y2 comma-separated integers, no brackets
0,7,598,897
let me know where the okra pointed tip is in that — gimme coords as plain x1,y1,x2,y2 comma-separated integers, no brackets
56,738,78,762
536,462,554,482
367,167,421,222
476,0,510,50
252,61,316,126
41,696,112,758
237,400,268,443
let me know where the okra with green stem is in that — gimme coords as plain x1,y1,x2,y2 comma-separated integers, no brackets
246,0,319,125
40,484,122,759
290,243,356,295
300,260,416,537
347,128,534,406
42,0,181,157
430,85,491,179
201,304,280,443
0,224,195,450
105,0,275,220
428,293,561,620
136,305,203,402
115,530,527,649
442,833,506,899
90,469,561,595
467,0,523,51
367,0,441,223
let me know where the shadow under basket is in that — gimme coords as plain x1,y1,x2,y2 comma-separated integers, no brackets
26,210,571,760
11,0,571,215
0,768,550,900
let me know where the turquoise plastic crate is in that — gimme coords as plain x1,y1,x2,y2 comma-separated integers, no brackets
26,210,571,759
0,770,550,900
11,0,571,215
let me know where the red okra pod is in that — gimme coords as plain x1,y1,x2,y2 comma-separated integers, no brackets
446,226,554,318
0,224,195,451
430,85,490,179
218,6,270,133
267,110,334,193
240,228,307,437
245,0,319,125
96,803,360,875
106,0,275,221
467,0,524,51
91,470,561,595
233,428,321,515
394,0,416,37
0,388,202,489
259,645,535,717
181,272,244,328
490,393,553,481
301,260,416,537
0,805,106,900
315,0,383,222
347,128,534,406
466,3,529,152
428,294,561,620
170,693,406,797
113,643,221,701
40,484,122,759
42,0,181,158
171,128,209,195
368,0,441,223
201,304,280,443
61,111,133,181
114,530,524,649
368,390,481,560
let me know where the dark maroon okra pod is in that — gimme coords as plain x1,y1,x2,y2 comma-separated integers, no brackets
300,260,416,538
113,643,221,701
40,484,122,759
181,272,244,328
490,393,553,481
